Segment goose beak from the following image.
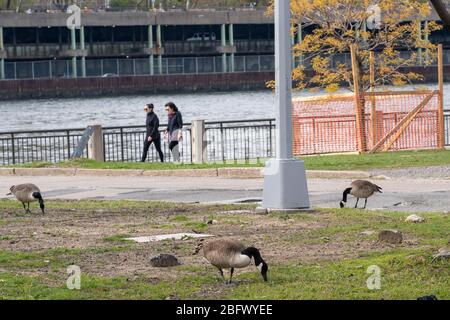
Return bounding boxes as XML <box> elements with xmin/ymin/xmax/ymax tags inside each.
<box><xmin>6</xmin><ymin>193</ymin><xmax>12</xmax><ymax>196</ymax></box>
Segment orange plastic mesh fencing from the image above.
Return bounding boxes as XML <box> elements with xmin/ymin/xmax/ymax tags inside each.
<box><xmin>292</xmin><ymin>91</ymin><xmax>440</xmax><ymax>155</ymax></box>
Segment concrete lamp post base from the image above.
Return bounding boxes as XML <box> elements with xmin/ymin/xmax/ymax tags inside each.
<box><xmin>262</xmin><ymin>158</ymin><xmax>310</xmax><ymax>210</ymax></box>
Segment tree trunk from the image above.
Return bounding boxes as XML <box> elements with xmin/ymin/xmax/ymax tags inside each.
<box><xmin>430</xmin><ymin>0</ymin><xmax>450</xmax><ymax>28</ymax></box>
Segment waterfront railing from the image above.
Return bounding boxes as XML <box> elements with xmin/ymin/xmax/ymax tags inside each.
<box><xmin>0</xmin><ymin>119</ymin><xmax>276</xmax><ymax>165</ymax></box>
<box><xmin>1</xmin><ymin>115</ymin><xmax>449</xmax><ymax>166</ymax></box>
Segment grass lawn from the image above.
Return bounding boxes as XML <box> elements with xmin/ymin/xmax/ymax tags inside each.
<box><xmin>0</xmin><ymin>199</ymin><xmax>448</xmax><ymax>300</ymax></box>
<box><xmin>3</xmin><ymin>149</ymin><xmax>450</xmax><ymax>171</ymax></box>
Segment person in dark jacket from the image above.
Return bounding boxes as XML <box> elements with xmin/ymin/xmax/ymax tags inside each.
<box><xmin>141</xmin><ymin>103</ymin><xmax>164</xmax><ymax>162</ymax></box>
<box><xmin>164</xmin><ymin>102</ymin><xmax>183</xmax><ymax>162</ymax></box>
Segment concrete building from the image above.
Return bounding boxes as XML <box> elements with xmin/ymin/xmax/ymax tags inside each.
<box><xmin>0</xmin><ymin>8</ymin><xmax>448</xmax><ymax>98</ymax></box>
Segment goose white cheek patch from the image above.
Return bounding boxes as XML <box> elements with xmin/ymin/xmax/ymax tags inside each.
<box><xmin>257</xmin><ymin>263</ymin><xmax>263</xmax><ymax>272</ymax></box>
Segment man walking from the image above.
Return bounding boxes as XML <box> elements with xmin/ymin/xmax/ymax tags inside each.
<box><xmin>141</xmin><ymin>103</ymin><xmax>164</xmax><ymax>162</ymax></box>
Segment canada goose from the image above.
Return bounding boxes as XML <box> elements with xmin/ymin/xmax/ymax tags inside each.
<box><xmin>7</xmin><ymin>184</ymin><xmax>45</xmax><ymax>214</ymax></box>
<box><xmin>199</xmin><ymin>239</ymin><xmax>268</xmax><ymax>284</ymax></box>
<box><xmin>340</xmin><ymin>180</ymin><xmax>382</xmax><ymax>209</ymax></box>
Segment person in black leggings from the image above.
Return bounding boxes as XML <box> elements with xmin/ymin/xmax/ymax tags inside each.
<box><xmin>164</xmin><ymin>102</ymin><xmax>183</xmax><ymax>162</ymax></box>
<box><xmin>141</xmin><ymin>103</ymin><xmax>164</xmax><ymax>162</ymax></box>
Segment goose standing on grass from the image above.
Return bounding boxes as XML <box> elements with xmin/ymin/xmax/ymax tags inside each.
<box><xmin>340</xmin><ymin>180</ymin><xmax>382</xmax><ymax>209</ymax></box>
<box><xmin>7</xmin><ymin>184</ymin><xmax>45</xmax><ymax>214</ymax></box>
<box><xmin>198</xmin><ymin>239</ymin><xmax>268</xmax><ymax>284</ymax></box>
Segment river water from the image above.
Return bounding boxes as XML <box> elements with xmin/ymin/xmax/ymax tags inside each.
<box><xmin>1</xmin><ymin>83</ymin><xmax>449</xmax><ymax>132</ymax></box>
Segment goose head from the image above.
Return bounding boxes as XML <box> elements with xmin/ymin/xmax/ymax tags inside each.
<box><xmin>241</xmin><ymin>247</ymin><xmax>268</xmax><ymax>282</ymax></box>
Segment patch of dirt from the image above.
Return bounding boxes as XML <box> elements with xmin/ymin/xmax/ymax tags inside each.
<box><xmin>0</xmin><ymin>204</ymin><xmax>425</xmax><ymax>287</ymax></box>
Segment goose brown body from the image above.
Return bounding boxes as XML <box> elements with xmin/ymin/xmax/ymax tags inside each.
<box><xmin>8</xmin><ymin>184</ymin><xmax>45</xmax><ymax>214</ymax></box>
<box><xmin>203</xmin><ymin>240</ymin><xmax>248</xmax><ymax>269</ymax></box>
<box><xmin>340</xmin><ymin>180</ymin><xmax>382</xmax><ymax>209</ymax></box>
<box><xmin>201</xmin><ymin>239</ymin><xmax>268</xmax><ymax>283</ymax></box>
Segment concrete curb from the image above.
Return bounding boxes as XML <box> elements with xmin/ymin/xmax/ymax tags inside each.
<box><xmin>76</xmin><ymin>169</ymin><xmax>144</xmax><ymax>177</ymax></box>
<box><xmin>13</xmin><ymin>168</ymin><xmax>77</xmax><ymax>176</ymax></box>
<box><xmin>0</xmin><ymin>166</ymin><xmax>375</xmax><ymax>180</ymax></box>
<box><xmin>218</xmin><ymin>168</ymin><xmax>263</xmax><ymax>179</ymax></box>
<box><xmin>142</xmin><ymin>169</ymin><xmax>218</xmax><ymax>177</ymax></box>
<box><xmin>306</xmin><ymin>170</ymin><xmax>371</xmax><ymax>179</ymax></box>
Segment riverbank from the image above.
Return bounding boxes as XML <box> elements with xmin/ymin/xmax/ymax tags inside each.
<box><xmin>0</xmin><ymin>65</ymin><xmax>448</xmax><ymax>101</ymax></box>
<box><xmin>0</xmin><ymin>72</ymin><xmax>274</xmax><ymax>101</ymax></box>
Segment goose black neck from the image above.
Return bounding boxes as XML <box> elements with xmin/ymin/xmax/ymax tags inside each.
<box><xmin>242</xmin><ymin>247</ymin><xmax>264</xmax><ymax>266</ymax></box>
<box><xmin>32</xmin><ymin>192</ymin><xmax>45</xmax><ymax>210</ymax></box>
<box><xmin>342</xmin><ymin>188</ymin><xmax>352</xmax><ymax>203</ymax></box>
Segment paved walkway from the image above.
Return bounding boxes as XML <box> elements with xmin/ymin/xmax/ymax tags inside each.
<box><xmin>1</xmin><ymin>175</ymin><xmax>449</xmax><ymax>212</ymax></box>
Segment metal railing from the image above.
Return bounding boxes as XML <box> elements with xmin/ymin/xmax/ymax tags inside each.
<box><xmin>0</xmin><ymin>115</ymin><xmax>448</xmax><ymax>166</ymax></box>
<box><xmin>205</xmin><ymin>119</ymin><xmax>275</xmax><ymax>162</ymax></box>
<box><xmin>0</xmin><ymin>119</ymin><xmax>276</xmax><ymax>165</ymax></box>
<box><xmin>2</xmin><ymin>55</ymin><xmax>275</xmax><ymax>80</ymax></box>
<box><xmin>103</xmin><ymin>125</ymin><xmax>193</xmax><ymax>163</ymax></box>
<box><xmin>3</xmin><ymin>49</ymin><xmax>449</xmax><ymax>81</ymax></box>
<box><xmin>0</xmin><ymin>128</ymin><xmax>87</xmax><ymax>165</ymax></box>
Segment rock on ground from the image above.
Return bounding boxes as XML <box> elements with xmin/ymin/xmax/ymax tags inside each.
<box><xmin>378</xmin><ymin>230</ymin><xmax>403</xmax><ymax>244</ymax></box>
<box><xmin>405</xmin><ymin>214</ymin><xmax>425</xmax><ymax>223</ymax></box>
<box><xmin>150</xmin><ymin>254</ymin><xmax>181</xmax><ymax>267</ymax></box>
<box><xmin>432</xmin><ymin>248</ymin><xmax>450</xmax><ymax>262</ymax></box>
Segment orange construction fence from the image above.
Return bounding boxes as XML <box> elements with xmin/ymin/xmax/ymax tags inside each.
<box><xmin>292</xmin><ymin>90</ymin><xmax>442</xmax><ymax>156</ymax></box>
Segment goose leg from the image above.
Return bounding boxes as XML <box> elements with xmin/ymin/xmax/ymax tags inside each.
<box><xmin>215</xmin><ymin>266</ymin><xmax>225</xmax><ymax>280</ymax></box>
<box><xmin>228</xmin><ymin>268</ymin><xmax>235</xmax><ymax>284</ymax></box>
<box><xmin>354</xmin><ymin>198</ymin><xmax>360</xmax><ymax>208</ymax></box>
<box><xmin>27</xmin><ymin>203</ymin><xmax>31</xmax><ymax>214</ymax></box>
<box><xmin>22</xmin><ymin>202</ymin><xmax>27</xmax><ymax>213</ymax></box>
<box><xmin>363</xmin><ymin>199</ymin><xmax>368</xmax><ymax>209</ymax></box>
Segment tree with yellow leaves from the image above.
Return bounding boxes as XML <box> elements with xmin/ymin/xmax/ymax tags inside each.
<box><xmin>269</xmin><ymin>0</ymin><xmax>442</xmax><ymax>92</ymax></box>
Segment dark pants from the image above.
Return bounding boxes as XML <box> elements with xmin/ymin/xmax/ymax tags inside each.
<box><xmin>142</xmin><ymin>138</ymin><xmax>164</xmax><ymax>162</ymax></box>
<box><xmin>169</xmin><ymin>141</ymin><xmax>179</xmax><ymax>151</ymax></box>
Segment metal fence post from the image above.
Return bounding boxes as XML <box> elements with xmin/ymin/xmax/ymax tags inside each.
<box><xmin>11</xmin><ymin>133</ymin><xmax>16</xmax><ymax>165</ymax></box>
<box><xmin>120</xmin><ymin>127</ymin><xmax>125</xmax><ymax>161</ymax></box>
<box><xmin>87</xmin><ymin>125</ymin><xmax>105</xmax><ymax>162</ymax></box>
<box><xmin>220</xmin><ymin>122</ymin><xmax>225</xmax><ymax>162</ymax></box>
<box><xmin>66</xmin><ymin>130</ymin><xmax>71</xmax><ymax>159</ymax></box>
<box><xmin>191</xmin><ymin>119</ymin><xmax>207</xmax><ymax>164</ymax></box>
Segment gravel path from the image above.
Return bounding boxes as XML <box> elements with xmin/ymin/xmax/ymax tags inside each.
<box><xmin>370</xmin><ymin>165</ymin><xmax>450</xmax><ymax>179</ymax></box>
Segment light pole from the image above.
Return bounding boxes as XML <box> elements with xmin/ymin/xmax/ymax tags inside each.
<box><xmin>262</xmin><ymin>0</ymin><xmax>310</xmax><ymax>210</ymax></box>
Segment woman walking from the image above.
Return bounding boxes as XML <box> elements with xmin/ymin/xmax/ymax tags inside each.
<box><xmin>164</xmin><ymin>102</ymin><xmax>183</xmax><ymax>162</ymax></box>
<box><xmin>141</xmin><ymin>103</ymin><xmax>164</xmax><ymax>163</ymax></box>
